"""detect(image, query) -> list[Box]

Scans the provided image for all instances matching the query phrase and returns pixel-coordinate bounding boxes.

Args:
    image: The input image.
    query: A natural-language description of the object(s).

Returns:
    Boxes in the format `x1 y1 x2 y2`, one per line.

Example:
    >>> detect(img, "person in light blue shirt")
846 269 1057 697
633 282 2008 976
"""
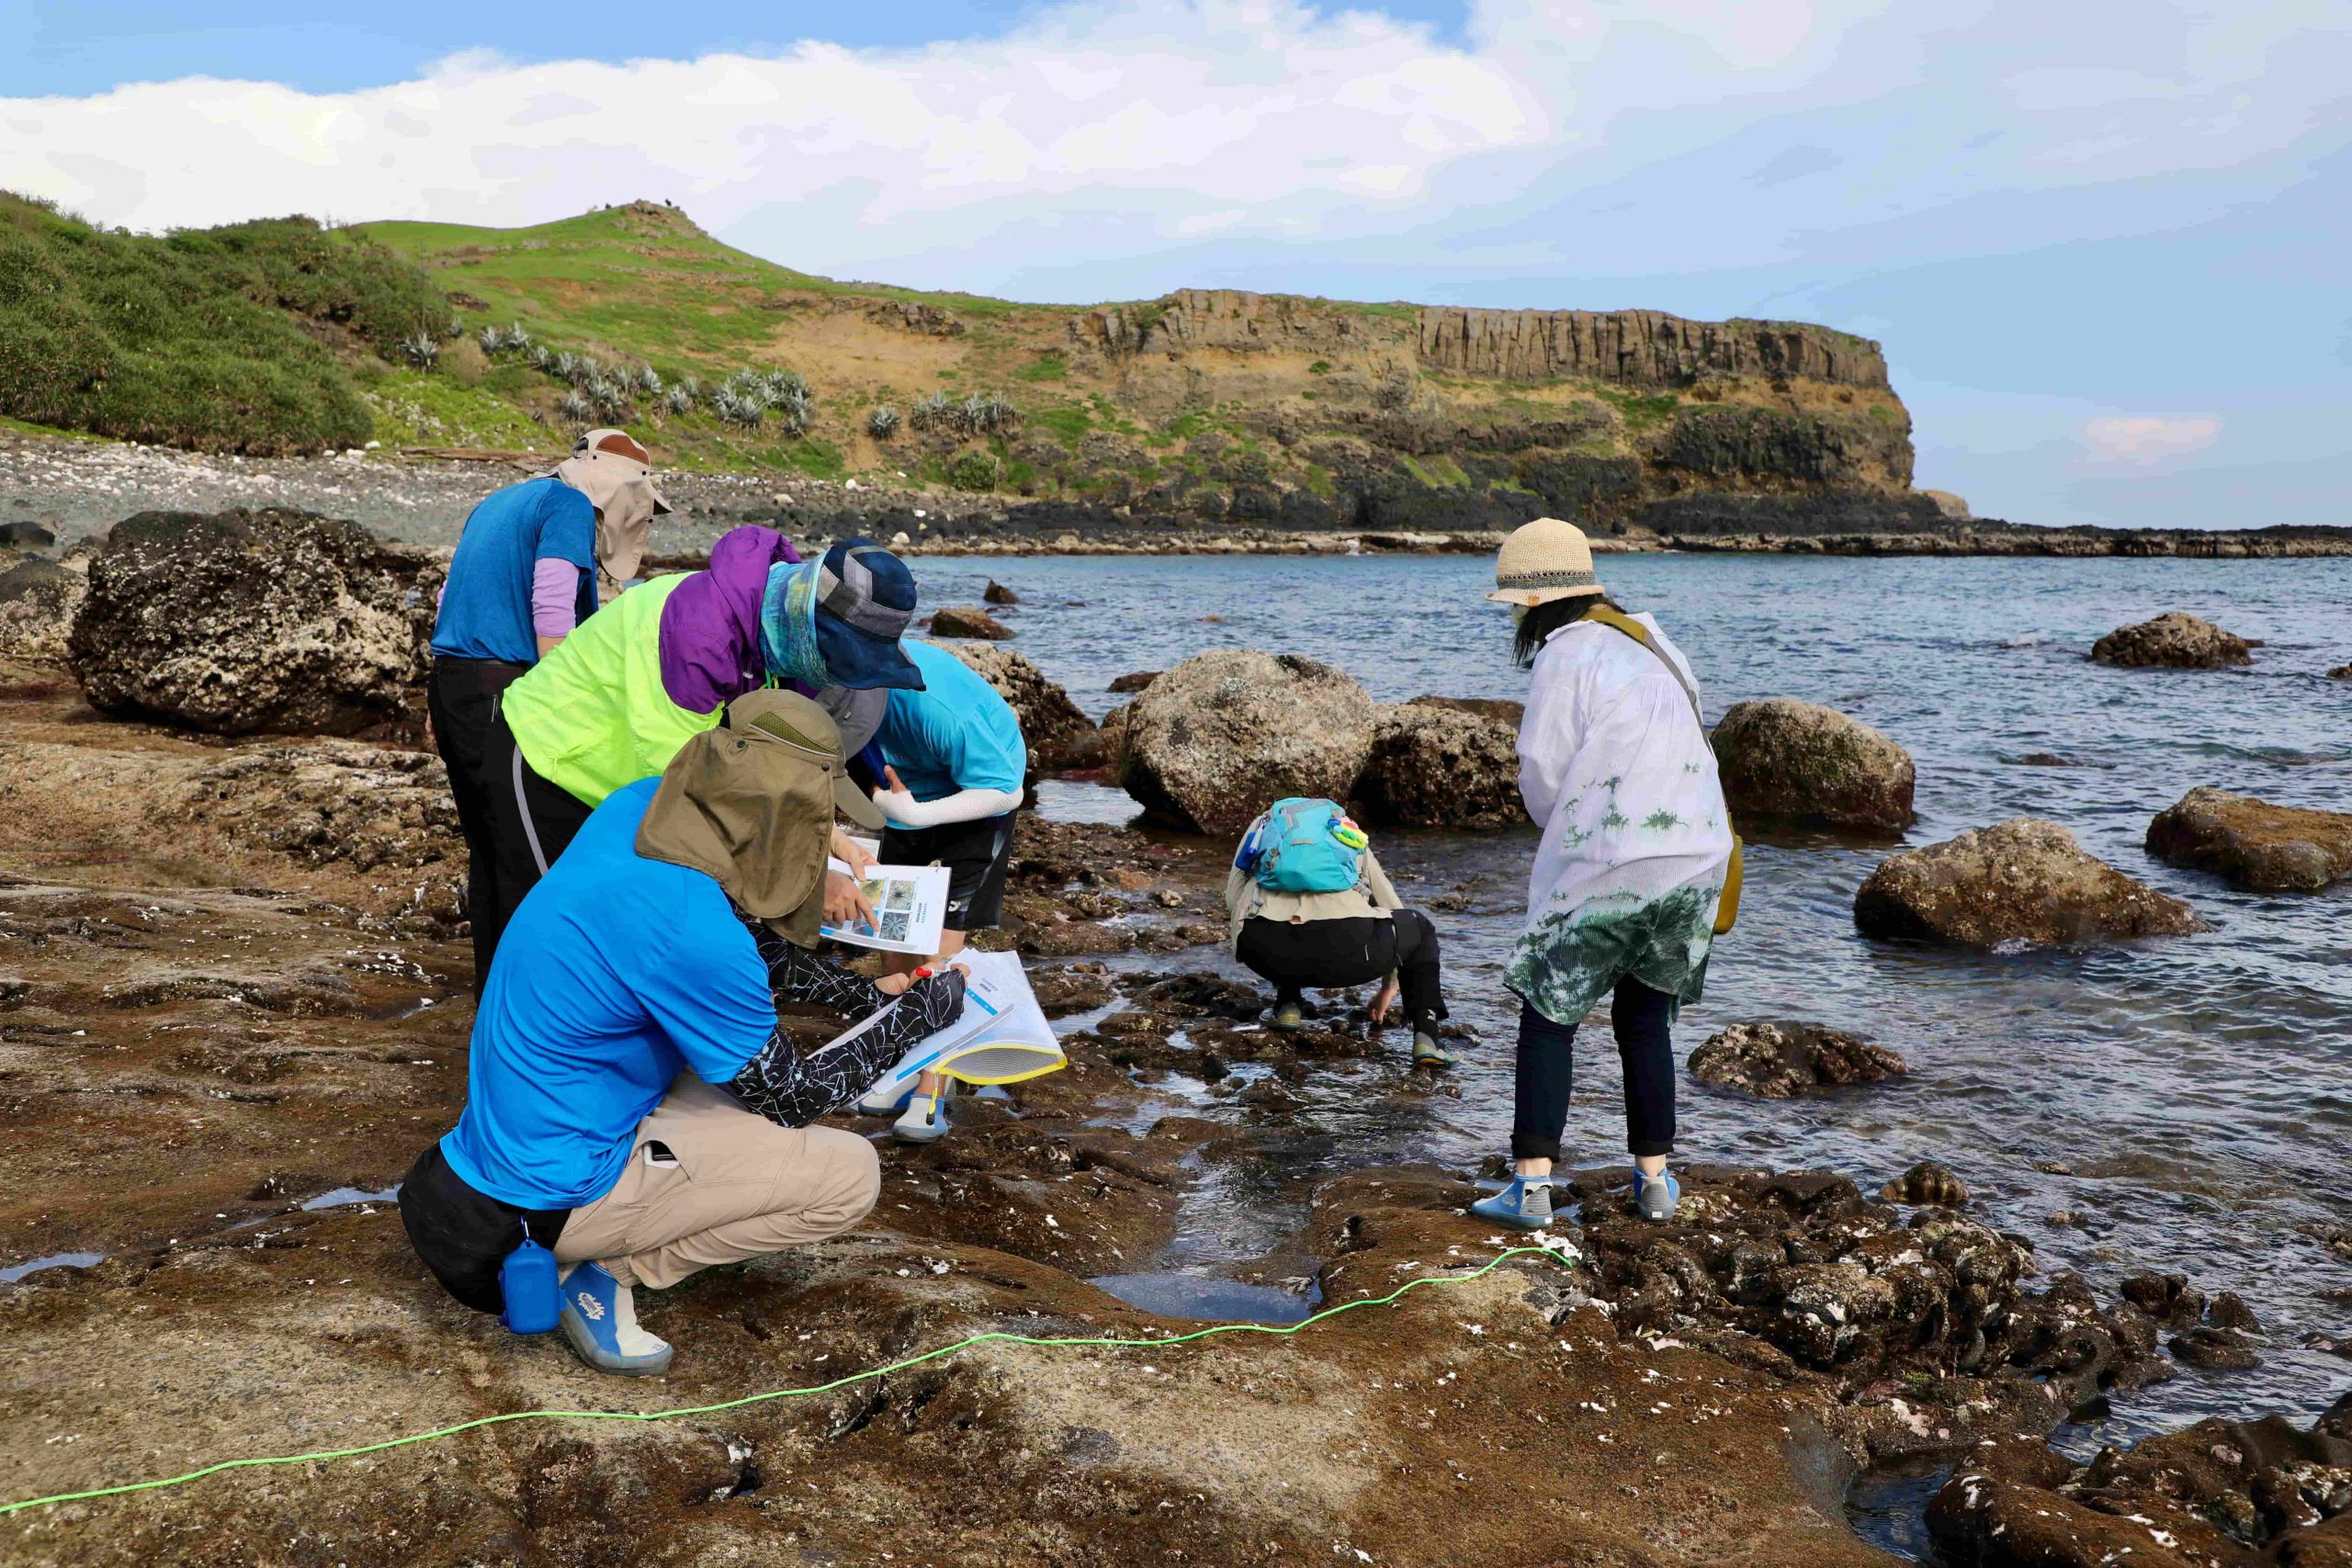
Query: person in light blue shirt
401 693 967 1377
862 637 1027 1142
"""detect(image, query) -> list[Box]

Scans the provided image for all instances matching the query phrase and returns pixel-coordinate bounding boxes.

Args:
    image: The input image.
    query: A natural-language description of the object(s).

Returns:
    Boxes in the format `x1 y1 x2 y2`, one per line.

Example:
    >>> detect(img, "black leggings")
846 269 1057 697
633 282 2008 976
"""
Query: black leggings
427 657 528 993
473 707 594 983
1511 978 1676 1162
1236 909 1447 1031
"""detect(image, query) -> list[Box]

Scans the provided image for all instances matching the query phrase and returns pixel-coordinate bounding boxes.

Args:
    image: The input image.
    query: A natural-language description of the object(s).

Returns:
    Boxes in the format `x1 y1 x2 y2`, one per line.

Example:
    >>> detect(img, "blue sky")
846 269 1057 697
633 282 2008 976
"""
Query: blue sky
4 0 2346 528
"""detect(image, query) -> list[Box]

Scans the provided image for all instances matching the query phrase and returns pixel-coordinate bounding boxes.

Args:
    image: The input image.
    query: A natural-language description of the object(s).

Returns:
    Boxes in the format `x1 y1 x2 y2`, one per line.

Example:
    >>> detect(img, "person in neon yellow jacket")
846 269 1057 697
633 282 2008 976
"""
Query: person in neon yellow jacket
473 528 923 976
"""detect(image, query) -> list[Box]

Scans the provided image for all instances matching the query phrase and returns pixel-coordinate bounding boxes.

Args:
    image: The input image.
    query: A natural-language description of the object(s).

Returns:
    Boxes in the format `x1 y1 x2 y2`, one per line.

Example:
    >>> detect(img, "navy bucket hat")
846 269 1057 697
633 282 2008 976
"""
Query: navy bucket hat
812 538 923 691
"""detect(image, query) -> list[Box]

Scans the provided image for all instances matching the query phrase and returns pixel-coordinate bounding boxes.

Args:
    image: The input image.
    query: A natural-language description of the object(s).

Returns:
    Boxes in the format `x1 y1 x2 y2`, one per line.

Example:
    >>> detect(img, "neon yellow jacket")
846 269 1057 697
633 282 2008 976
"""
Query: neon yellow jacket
500 573 721 807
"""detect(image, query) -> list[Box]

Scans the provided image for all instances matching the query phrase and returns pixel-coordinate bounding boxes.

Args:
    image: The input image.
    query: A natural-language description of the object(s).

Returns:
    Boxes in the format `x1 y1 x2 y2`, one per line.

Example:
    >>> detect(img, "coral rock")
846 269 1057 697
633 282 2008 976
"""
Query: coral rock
1352 703 1522 830
1854 817 2201 948
928 604 1014 640
1690 1021 1906 1099
1119 649 1376 835
1711 697 1916 833
2146 786 2352 893
2092 611 2255 669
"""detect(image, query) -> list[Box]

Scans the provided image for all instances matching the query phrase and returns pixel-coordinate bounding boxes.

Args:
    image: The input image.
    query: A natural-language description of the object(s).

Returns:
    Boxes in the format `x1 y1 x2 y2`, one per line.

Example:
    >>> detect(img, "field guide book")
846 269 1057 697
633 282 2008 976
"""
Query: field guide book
820 852 951 955
852 951 1065 1112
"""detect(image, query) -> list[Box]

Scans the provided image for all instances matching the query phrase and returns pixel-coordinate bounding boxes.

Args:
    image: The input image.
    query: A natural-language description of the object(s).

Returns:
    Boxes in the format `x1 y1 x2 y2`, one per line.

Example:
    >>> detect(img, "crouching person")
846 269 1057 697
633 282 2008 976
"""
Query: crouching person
401 691 967 1376
1224 798 1453 1067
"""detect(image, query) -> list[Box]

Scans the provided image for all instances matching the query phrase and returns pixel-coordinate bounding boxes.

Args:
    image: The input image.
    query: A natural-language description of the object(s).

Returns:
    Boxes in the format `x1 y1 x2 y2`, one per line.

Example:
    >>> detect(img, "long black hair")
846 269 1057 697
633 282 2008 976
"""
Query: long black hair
1512 592 1622 668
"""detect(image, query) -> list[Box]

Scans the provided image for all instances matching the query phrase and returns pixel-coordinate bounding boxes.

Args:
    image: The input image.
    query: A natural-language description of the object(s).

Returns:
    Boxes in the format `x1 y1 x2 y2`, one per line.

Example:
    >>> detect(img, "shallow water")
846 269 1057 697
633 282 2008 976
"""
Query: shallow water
950 551 2351 1443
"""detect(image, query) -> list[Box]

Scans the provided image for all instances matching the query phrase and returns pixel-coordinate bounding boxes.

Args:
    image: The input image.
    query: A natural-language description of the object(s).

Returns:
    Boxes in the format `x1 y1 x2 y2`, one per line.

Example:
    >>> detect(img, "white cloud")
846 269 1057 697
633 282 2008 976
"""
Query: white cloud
2081 414 2223 465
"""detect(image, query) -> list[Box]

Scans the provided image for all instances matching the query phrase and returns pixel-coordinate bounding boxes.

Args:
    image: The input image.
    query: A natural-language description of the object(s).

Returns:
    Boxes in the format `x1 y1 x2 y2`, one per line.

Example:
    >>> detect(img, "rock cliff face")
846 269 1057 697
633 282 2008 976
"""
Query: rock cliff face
1416 309 1890 389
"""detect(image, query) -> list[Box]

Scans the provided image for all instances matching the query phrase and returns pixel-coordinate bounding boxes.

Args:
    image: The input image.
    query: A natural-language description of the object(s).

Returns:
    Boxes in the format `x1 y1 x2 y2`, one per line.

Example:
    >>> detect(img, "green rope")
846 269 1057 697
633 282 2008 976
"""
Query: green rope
3 1243 1574 1519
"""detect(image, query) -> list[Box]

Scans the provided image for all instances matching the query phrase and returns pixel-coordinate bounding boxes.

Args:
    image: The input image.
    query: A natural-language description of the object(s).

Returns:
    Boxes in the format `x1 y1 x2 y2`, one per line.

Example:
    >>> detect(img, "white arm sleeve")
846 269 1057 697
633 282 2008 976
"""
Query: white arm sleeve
877 785 1023 830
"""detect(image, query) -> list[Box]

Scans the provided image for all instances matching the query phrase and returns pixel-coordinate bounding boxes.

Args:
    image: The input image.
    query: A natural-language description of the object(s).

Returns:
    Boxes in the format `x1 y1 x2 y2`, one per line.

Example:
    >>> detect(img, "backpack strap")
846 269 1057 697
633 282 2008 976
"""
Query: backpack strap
1583 605 1703 726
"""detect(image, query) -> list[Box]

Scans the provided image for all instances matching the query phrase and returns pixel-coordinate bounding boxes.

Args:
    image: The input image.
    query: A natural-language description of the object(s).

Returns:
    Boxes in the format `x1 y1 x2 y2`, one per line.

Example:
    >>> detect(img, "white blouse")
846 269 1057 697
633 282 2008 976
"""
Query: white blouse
1516 614 1735 936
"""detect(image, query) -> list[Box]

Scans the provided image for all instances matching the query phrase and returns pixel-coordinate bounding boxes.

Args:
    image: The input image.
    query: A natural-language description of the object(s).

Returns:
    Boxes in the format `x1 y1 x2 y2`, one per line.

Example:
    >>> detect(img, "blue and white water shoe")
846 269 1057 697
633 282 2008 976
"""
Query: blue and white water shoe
1469 1177 1555 1231
558 1261 674 1376
1632 1168 1680 1224
892 1089 952 1145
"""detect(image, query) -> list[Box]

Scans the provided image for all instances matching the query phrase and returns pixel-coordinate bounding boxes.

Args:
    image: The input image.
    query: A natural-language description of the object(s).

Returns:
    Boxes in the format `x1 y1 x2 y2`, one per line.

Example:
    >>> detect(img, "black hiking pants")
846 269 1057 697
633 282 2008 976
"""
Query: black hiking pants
428 656 529 993
473 705 594 985
1511 979 1676 1162
1235 909 1447 1032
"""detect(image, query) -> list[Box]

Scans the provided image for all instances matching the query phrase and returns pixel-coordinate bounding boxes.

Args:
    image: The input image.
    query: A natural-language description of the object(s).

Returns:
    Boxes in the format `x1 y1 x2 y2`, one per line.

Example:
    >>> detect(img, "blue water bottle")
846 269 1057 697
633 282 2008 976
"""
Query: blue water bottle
499 1220 560 1336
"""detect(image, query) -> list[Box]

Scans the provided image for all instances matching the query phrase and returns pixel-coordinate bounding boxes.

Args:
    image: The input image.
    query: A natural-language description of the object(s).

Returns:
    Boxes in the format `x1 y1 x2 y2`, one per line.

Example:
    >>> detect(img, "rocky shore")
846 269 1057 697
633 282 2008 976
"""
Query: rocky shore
3 511 2346 1564
9 429 2352 559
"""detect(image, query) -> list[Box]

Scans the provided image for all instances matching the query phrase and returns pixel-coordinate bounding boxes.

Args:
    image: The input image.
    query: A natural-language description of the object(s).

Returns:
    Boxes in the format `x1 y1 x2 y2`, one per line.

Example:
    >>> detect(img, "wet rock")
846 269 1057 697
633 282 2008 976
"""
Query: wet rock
2207 1291 2261 1332
1119 649 1377 835
0 555 87 662
2332 663 2352 681
2092 610 2256 669
1710 697 1916 832
1689 1021 1906 1098
981 580 1019 604
1019 918 1136 958
1880 1160 1969 1206
1404 694 1525 728
929 604 1014 639
1352 703 1522 829
1028 964 1115 1017
1106 671 1159 694
2013 752 2081 767
2120 1271 2207 1325
1853 817 2202 947
2171 1325 2264 1369
67 509 443 736
2146 786 2352 892
940 641 1094 773
0 521 58 550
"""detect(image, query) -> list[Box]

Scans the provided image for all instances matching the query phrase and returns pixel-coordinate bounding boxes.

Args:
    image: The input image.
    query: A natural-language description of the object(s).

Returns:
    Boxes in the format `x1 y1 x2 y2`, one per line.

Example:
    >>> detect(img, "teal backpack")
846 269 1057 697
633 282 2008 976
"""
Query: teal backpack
1244 798 1368 895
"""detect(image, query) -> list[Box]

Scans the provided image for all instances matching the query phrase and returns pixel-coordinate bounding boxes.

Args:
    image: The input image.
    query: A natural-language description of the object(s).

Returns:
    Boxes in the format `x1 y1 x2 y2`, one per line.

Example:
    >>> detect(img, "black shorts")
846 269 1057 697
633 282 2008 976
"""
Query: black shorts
881 812 1015 932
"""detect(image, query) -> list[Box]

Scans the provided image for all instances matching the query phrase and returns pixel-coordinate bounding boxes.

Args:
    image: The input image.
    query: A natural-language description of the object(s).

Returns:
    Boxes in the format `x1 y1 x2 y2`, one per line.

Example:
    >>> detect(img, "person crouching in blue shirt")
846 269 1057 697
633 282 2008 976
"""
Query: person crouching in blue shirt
400 689 968 1377
429 428 669 991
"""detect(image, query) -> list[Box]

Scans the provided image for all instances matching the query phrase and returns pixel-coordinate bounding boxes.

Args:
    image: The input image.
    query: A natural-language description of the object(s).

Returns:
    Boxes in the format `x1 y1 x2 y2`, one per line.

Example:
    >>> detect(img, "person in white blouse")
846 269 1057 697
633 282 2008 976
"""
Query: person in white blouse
1469 518 1735 1230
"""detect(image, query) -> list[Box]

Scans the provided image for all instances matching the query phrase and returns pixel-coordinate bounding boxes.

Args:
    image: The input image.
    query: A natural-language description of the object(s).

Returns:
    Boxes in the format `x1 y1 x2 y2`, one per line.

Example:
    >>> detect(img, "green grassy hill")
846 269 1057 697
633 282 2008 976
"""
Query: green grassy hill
2 194 1928 535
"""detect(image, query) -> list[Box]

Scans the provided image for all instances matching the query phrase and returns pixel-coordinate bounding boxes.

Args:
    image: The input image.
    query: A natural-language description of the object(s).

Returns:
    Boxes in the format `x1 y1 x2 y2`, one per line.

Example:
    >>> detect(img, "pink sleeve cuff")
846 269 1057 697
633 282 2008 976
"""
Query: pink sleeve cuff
532 558 582 639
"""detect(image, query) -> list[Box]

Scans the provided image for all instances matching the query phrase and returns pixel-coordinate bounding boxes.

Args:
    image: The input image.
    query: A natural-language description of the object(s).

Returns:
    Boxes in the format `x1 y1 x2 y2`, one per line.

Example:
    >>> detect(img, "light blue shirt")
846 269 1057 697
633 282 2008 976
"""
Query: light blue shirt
876 641 1026 802
440 779 775 1209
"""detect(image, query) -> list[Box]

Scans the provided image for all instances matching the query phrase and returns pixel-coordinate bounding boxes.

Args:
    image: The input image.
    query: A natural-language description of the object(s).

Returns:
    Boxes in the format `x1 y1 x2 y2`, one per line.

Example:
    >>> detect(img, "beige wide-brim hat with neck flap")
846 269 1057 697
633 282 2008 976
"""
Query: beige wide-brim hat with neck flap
1487 516 1606 606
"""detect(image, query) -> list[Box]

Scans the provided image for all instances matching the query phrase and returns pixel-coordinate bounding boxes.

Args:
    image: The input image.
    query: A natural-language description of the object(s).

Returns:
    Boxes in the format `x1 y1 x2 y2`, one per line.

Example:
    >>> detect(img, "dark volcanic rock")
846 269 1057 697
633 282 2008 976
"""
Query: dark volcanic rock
940 641 1093 774
1710 697 1916 833
1352 703 1522 830
2147 786 2352 892
1854 817 2202 947
0 521 58 550
1119 649 1376 835
1688 1021 1906 1099
67 509 442 736
929 604 1014 639
1880 1160 1969 1207
981 580 1019 604
2120 1271 2207 1325
0 555 86 662
1106 670 1159 694
2092 610 2255 669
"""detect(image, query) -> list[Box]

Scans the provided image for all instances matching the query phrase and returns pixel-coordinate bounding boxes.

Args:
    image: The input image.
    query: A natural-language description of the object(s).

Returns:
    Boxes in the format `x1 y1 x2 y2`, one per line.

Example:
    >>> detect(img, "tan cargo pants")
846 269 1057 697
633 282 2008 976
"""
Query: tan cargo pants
555 1075 880 1290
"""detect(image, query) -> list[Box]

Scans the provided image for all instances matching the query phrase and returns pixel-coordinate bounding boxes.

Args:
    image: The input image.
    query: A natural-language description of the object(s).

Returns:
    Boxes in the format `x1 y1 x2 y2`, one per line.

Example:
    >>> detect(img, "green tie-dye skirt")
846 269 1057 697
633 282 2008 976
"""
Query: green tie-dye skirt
1504 880 1721 1027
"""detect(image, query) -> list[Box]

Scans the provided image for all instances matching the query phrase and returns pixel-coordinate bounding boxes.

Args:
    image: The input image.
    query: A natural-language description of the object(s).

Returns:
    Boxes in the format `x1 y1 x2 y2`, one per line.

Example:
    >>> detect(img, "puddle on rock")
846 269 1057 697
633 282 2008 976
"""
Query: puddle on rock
1088 1269 1321 1325
1843 1459 1954 1563
1 1251 107 1284
1032 779 1143 826
300 1185 401 1212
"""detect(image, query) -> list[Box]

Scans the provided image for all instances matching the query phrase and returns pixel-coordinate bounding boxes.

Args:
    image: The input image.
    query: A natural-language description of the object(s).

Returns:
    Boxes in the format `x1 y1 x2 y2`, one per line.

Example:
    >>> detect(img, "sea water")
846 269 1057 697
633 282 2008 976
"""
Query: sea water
924 550 2352 1443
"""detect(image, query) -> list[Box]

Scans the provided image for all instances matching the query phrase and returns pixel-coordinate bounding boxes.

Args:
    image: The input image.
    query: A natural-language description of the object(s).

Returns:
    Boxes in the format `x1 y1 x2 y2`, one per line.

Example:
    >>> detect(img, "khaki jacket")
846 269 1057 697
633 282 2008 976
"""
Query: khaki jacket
1222 842 1403 956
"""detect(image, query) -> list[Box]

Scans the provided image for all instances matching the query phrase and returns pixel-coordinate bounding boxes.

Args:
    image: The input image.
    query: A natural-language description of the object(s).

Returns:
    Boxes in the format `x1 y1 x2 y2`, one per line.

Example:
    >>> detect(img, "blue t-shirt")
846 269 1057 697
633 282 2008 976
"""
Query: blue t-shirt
431 476 596 663
440 779 775 1209
876 641 1027 802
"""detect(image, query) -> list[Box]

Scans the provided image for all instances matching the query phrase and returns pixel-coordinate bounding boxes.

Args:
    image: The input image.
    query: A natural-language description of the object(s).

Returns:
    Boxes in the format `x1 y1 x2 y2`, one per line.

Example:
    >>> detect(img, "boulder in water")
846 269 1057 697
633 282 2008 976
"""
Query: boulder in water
940 641 1092 774
1106 670 1159 694
2330 663 2351 681
1352 704 1522 830
0 556 87 663
67 509 442 736
2146 786 2352 892
982 580 1020 605
1880 1161 1969 1207
1119 649 1376 835
1710 697 1915 833
1404 694 1526 728
1689 1021 1906 1099
2091 611 2254 669
1853 817 2201 947
929 604 1014 640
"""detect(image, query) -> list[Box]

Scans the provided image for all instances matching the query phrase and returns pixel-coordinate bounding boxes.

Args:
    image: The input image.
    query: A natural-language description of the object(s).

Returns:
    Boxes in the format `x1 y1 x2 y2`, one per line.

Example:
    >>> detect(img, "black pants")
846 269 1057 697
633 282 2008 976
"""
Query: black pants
1511 979 1676 1162
473 706 594 984
428 657 529 992
1235 909 1447 1031
400 1141 570 1315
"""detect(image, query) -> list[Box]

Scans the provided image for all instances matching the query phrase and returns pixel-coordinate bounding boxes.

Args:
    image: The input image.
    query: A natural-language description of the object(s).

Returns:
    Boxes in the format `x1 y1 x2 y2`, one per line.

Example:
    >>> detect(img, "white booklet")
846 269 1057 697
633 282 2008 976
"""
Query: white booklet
820 856 952 955
852 951 1067 1112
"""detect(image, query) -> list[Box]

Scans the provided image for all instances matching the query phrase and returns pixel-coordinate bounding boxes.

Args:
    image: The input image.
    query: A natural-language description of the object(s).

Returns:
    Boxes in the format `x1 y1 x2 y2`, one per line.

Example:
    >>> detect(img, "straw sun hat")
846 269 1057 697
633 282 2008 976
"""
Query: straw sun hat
1486 516 1606 606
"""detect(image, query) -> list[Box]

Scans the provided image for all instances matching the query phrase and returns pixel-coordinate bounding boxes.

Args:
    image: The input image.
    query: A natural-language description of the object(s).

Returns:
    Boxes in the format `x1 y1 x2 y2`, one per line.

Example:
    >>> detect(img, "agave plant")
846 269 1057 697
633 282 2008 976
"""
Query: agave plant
550 351 582 384
528 343 556 372
712 389 765 429
910 389 956 431
477 325 503 355
633 364 663 397
398 332 440 370
663 384 695 416
586 375 631 417
558 389 593 422
866 405 900 440
504 323 533 354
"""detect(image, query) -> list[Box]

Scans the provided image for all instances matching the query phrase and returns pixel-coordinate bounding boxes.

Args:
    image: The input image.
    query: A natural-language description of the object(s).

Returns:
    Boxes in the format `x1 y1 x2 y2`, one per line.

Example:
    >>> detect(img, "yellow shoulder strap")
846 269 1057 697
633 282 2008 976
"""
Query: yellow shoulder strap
1582 605 1703 724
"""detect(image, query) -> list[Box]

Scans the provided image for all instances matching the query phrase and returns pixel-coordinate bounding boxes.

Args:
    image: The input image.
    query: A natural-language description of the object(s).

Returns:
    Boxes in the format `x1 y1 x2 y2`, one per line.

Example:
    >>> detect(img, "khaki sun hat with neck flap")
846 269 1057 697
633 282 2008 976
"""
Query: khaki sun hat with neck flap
635 689 885 948
1487 516 1606 607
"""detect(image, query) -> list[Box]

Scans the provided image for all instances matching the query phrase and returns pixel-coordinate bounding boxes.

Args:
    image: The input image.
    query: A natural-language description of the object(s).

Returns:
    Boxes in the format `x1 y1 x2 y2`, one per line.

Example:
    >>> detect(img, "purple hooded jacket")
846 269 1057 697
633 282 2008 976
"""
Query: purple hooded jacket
656 525 801 712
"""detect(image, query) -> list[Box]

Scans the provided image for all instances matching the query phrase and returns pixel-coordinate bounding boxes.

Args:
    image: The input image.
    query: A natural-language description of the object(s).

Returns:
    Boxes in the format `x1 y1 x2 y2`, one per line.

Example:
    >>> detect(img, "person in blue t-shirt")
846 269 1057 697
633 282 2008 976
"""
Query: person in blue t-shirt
400 691 968 1377
428 428 669 991
856 636 1026 1142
